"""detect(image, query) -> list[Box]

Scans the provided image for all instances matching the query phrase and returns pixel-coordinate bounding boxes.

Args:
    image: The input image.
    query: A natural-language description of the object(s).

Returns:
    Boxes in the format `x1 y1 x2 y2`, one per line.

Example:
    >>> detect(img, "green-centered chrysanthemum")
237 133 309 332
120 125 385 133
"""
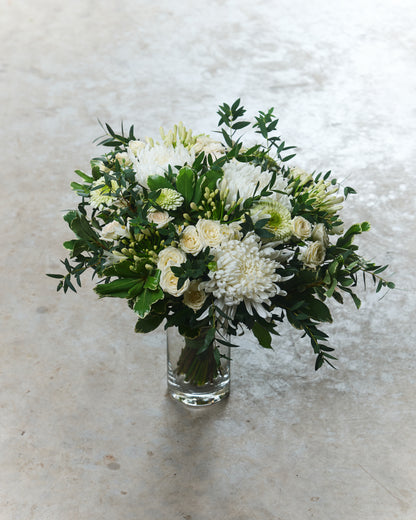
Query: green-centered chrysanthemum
156 188 184 210
252 199 292 242
90 179 119 209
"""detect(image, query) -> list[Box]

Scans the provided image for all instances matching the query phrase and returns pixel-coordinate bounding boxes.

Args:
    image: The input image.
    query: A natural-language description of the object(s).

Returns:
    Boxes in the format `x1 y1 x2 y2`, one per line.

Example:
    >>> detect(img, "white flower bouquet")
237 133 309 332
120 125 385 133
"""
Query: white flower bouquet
49 100 393 387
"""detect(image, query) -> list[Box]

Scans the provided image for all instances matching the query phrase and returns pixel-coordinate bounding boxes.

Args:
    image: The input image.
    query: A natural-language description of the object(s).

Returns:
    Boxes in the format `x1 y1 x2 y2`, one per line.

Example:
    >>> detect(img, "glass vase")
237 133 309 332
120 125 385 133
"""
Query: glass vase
167 326 231 407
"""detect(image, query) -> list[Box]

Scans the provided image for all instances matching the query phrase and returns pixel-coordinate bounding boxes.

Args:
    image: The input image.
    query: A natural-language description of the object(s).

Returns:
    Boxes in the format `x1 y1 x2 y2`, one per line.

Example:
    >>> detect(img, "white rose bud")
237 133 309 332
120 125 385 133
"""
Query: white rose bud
330 223 344 235
100 221 130 240
160 267 189 297
311 223 329 247
196 219 223 248
180 225 203 255
157 246 187 271
292 216 312 240
290 166 313 187
299 241 326 269
147 210 173 229
183 280 206 311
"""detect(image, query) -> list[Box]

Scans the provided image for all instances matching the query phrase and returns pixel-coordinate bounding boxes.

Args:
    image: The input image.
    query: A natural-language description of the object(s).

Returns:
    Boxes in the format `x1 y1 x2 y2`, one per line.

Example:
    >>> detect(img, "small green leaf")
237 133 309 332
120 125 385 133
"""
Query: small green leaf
128 281 145 298
95 278 138 298
144 270 161 290
315 353 324 370
147 175 174 191
133 288 164 318
75 169 94 182
361 221 371 232
252 322 272 349
135 312 164 333
196 327 216 354
176 167 195 202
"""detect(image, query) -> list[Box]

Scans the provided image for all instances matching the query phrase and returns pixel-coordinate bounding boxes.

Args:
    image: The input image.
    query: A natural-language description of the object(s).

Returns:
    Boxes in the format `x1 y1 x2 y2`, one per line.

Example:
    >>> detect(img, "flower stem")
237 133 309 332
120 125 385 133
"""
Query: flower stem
176 333 221 386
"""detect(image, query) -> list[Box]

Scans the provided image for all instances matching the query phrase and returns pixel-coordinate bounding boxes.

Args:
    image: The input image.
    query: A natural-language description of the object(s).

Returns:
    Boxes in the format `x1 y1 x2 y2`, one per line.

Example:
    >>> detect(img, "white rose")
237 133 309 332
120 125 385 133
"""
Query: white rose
196 219 223 248
311 223 329 247
160 267 190 297
220 222 242 242
180 225 203 255
147 210 173 229
128 140 146 156
100 221 130 240
292 216 312 240
299 241 326 269
192 135 225 158
183 280 207 311
115 152 132 167
157 246 187 271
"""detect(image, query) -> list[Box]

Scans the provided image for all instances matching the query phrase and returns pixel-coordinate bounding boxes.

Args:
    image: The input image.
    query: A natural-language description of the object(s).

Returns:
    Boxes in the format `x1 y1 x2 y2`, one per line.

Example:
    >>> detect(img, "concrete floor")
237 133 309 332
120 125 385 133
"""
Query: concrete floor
2 0 416 518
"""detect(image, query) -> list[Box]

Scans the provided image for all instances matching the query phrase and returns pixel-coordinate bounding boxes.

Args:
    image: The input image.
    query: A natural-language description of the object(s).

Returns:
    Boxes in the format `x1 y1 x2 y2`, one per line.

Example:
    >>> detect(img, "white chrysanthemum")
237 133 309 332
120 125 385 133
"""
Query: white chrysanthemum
156 188 184 210
219 160 291 209
128 142 194 188
90 179 119 209
201 233 287 319
251 200 292 242
219 161 272 207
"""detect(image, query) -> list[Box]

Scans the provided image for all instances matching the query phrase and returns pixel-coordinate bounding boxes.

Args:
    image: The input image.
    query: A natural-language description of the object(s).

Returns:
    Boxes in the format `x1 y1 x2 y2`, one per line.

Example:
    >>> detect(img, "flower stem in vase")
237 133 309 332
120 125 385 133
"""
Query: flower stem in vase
176 335 221 386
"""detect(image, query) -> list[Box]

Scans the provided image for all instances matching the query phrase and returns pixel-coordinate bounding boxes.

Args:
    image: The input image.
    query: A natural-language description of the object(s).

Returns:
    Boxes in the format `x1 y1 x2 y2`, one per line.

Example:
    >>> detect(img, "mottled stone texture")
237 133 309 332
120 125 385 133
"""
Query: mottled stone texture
1 1 415 519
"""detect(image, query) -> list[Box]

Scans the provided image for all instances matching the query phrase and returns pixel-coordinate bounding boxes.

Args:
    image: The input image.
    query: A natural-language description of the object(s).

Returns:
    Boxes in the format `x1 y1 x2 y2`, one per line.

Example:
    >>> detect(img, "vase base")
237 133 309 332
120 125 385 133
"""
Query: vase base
168 377 230 407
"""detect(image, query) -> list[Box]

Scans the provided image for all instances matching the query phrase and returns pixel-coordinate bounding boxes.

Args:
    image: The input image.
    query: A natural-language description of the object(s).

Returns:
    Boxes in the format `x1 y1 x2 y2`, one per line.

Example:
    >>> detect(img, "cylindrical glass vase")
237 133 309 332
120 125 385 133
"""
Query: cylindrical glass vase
167 326 231 406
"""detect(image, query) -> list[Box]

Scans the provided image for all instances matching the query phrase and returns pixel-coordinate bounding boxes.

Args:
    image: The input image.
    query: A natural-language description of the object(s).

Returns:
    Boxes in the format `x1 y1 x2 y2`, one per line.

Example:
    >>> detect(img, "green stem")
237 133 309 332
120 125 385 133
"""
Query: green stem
175 331 222 386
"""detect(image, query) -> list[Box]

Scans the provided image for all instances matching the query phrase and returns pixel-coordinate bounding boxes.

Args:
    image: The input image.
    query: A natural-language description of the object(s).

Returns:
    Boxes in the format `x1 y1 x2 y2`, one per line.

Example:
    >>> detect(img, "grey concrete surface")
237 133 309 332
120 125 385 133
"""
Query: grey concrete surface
1 1 416 519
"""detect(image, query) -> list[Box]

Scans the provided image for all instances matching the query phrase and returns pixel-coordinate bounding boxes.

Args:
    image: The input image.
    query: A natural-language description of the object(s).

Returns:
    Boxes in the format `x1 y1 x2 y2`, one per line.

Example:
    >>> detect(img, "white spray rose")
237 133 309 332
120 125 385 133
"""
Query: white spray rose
183 280 207 311
330 223 344 235
311 223 329 247
196 219 223 248
115 152 132 167
292 216 312 240
220 222 242 242
180 225 203 255
128 140 146 156
299 241 326 269
100 221 130 240
192 135 225 158
157 246 187 271
147 210 173 229
160 267 190 297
